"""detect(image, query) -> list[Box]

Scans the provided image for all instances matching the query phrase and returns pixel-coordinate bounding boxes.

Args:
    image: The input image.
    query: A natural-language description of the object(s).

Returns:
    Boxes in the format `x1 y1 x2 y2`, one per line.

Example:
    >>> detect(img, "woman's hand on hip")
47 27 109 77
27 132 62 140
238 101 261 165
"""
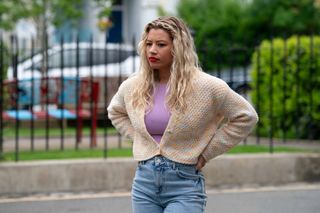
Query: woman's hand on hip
196 155 207 171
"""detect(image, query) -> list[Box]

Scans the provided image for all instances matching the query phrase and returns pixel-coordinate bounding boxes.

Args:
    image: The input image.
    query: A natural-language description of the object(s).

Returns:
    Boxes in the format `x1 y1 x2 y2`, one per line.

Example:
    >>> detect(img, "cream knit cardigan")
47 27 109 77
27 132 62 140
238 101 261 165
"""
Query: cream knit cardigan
107 71 258 164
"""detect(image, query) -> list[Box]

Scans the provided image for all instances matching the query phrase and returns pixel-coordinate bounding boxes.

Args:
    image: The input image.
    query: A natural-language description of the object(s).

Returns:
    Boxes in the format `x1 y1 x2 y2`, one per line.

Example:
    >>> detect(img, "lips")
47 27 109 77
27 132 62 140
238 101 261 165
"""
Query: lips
148 57 158 62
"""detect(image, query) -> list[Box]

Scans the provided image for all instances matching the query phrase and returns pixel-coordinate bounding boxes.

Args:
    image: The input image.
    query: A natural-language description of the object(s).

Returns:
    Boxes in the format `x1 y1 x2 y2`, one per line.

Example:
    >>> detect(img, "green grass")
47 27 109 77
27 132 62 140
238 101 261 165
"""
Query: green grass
1 148 133 161
0 145 314 162
227 145 312 154
2 127 118 138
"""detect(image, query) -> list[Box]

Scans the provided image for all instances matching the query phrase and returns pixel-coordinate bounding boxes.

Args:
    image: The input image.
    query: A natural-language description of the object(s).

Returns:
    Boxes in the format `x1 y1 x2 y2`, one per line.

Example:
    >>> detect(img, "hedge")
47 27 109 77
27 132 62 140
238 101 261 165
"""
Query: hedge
250 35 320 139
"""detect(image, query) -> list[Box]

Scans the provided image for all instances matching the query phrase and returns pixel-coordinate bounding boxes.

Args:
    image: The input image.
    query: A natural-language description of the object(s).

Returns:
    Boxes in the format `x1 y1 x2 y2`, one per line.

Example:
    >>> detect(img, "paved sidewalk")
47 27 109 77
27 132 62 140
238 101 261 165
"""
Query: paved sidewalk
1 183 320 213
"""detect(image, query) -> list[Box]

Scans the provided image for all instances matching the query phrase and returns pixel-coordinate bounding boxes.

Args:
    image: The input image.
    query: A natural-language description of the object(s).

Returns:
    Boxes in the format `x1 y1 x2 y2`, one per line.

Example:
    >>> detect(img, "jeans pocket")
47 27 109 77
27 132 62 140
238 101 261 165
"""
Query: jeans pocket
176 167 201 180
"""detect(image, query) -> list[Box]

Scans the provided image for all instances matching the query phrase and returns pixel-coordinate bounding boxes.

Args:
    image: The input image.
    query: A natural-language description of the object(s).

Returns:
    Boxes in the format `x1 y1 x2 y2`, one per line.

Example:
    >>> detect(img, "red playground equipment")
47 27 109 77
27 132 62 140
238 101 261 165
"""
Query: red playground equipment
2 77 100 147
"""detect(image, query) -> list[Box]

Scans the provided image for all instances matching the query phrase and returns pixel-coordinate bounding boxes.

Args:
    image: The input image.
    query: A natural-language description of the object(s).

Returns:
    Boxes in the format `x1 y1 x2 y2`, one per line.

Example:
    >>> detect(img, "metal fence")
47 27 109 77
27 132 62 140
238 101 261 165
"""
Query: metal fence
0 33 319 161
206 35 320 151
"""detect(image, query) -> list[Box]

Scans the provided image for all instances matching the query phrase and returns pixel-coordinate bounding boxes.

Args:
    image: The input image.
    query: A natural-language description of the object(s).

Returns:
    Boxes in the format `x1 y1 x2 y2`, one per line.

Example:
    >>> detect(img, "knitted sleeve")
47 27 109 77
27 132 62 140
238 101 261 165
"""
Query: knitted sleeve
107 81 134 140
201 84 258 161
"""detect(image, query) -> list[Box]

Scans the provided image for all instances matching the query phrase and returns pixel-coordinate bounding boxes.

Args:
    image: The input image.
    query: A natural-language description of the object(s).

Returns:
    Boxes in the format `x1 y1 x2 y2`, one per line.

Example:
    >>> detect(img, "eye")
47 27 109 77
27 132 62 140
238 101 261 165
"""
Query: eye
158 43 166 47
146 42 152 47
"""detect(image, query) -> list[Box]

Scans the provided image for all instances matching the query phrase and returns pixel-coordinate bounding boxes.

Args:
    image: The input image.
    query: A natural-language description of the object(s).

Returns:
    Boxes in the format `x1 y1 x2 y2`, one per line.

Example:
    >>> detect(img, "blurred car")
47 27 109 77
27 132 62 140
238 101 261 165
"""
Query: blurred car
209 67 252 94
7 42 140 80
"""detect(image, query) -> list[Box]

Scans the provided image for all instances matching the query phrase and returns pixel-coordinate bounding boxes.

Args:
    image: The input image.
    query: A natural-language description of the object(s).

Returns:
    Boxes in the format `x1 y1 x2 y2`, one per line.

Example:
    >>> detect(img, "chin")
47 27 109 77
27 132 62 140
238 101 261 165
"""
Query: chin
149 65 160 70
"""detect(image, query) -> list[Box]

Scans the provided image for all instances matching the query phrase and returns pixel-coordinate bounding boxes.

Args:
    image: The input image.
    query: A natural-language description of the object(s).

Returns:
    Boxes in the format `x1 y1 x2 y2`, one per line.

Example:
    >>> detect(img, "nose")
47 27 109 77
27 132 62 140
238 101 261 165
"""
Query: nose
149 44 157 55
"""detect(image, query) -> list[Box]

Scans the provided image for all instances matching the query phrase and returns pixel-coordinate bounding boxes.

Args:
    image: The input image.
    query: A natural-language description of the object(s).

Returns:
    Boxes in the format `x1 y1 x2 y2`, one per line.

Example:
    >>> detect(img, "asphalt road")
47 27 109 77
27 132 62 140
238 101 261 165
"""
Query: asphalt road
1 184 320 213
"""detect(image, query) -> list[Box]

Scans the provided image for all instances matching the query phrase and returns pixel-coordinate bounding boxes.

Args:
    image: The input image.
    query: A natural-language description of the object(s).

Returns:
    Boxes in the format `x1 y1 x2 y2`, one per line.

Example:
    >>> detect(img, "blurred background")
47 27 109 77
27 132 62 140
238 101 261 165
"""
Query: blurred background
0 0 319 162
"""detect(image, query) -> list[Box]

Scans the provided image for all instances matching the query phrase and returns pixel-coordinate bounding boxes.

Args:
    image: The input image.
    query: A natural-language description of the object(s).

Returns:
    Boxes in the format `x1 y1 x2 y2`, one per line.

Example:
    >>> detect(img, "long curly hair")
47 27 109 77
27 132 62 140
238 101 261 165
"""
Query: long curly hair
131 16 201 112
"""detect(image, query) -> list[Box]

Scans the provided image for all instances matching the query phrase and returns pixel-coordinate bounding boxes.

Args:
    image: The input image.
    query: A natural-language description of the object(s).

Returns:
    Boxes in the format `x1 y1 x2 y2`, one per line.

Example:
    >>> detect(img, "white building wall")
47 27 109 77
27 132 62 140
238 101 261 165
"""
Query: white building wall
79 0 103 42
123 0 142 45
124 0 179 45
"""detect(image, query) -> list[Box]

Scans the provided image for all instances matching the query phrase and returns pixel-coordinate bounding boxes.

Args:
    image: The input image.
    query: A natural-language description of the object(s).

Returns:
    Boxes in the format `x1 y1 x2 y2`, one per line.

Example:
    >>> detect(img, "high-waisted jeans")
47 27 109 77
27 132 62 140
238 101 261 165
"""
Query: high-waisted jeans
132 156 207 213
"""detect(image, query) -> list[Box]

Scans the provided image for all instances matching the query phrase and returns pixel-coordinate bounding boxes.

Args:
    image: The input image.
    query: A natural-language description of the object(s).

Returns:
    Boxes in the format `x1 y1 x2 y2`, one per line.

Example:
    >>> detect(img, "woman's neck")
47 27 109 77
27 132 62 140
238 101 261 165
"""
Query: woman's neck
157 69 170 84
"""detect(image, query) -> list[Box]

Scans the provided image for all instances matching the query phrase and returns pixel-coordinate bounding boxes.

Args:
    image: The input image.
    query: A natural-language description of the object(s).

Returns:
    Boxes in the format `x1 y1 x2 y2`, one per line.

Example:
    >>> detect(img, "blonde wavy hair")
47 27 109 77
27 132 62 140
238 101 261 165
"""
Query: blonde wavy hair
132 16 201 112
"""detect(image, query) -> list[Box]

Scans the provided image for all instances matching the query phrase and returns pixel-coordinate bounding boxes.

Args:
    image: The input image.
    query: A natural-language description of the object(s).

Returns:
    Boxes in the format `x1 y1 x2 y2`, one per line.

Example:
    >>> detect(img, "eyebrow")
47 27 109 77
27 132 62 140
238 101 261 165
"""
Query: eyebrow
146 39 168 43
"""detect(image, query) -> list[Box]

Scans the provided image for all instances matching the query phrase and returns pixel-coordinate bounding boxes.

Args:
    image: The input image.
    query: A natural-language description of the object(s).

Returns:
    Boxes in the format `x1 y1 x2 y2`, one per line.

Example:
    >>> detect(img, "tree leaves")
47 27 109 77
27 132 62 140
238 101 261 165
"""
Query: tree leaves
0 0 113 30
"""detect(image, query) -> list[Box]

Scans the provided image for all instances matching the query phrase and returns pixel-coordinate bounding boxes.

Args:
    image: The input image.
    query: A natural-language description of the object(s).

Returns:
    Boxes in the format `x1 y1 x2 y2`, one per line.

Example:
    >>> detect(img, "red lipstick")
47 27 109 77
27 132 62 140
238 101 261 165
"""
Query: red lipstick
148 57 158 62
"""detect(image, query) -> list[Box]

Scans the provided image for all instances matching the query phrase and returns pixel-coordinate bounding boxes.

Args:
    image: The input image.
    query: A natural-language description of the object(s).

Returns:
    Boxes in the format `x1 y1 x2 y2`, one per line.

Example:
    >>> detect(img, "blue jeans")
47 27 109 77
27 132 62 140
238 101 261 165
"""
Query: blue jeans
132 156 207 213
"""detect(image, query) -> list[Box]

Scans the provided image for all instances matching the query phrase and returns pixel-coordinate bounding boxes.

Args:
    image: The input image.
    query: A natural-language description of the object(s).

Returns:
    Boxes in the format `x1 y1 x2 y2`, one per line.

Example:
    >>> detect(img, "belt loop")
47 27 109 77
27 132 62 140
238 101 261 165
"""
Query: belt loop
172 162 176 170
139 160 146 165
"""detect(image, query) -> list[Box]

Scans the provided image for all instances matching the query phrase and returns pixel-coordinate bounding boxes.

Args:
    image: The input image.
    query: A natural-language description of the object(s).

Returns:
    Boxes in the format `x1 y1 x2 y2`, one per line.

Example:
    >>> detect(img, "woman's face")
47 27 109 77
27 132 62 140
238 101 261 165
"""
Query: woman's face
146 28 173 73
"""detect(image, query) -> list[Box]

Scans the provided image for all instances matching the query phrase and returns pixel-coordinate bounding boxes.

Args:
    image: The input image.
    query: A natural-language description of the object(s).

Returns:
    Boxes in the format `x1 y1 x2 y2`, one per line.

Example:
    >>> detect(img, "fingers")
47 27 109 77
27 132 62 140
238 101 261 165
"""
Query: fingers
196 155 206 171
196 162 202 171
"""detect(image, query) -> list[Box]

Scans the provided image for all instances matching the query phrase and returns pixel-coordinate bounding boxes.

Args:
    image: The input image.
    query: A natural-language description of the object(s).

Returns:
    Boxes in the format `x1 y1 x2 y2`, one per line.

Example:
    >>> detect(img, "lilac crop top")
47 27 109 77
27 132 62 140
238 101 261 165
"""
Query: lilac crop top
144 83 171 143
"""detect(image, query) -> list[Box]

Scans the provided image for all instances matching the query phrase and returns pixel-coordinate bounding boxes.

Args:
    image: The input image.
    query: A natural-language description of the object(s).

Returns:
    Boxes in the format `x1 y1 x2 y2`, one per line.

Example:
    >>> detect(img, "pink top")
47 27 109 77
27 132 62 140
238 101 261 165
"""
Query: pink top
144 83 171 143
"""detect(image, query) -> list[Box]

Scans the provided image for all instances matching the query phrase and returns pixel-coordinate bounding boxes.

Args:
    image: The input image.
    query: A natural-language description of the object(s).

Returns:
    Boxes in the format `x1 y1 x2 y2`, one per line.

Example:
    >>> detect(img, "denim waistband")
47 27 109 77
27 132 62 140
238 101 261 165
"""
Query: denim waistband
138 156 196 169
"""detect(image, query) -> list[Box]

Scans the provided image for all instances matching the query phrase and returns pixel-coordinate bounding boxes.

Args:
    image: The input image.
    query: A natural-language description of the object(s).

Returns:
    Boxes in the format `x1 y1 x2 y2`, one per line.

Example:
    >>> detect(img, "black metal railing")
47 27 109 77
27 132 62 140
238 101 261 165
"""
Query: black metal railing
0 31 3 159
0 33 319 161
0 33 138 161
205 34 320 150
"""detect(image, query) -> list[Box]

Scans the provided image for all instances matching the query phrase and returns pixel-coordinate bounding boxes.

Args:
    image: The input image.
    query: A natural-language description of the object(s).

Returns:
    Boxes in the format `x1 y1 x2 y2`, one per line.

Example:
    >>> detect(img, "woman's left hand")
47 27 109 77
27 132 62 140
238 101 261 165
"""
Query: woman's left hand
196 155 207 171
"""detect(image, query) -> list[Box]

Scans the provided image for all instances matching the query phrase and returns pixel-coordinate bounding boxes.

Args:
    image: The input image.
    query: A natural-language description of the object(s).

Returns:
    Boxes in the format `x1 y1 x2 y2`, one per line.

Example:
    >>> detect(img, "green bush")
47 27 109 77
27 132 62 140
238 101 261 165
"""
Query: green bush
178 0 249 69
178 0 320 69
250 35 320 139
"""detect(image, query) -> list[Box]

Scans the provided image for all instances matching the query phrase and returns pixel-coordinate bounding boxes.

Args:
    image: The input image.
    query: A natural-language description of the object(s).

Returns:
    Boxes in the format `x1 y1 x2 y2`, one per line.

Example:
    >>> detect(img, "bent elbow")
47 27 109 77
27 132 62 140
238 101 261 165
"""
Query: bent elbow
248 108 259 127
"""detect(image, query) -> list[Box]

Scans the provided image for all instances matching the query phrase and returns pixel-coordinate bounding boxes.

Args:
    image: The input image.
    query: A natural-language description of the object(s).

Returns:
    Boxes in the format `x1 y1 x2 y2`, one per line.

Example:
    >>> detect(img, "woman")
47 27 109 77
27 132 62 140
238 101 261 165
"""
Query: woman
108 16 258 213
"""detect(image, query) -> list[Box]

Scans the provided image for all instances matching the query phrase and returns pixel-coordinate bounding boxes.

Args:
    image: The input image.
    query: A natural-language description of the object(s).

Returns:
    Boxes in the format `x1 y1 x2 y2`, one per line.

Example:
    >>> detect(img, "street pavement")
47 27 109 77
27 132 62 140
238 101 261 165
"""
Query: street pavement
1 183 320 213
